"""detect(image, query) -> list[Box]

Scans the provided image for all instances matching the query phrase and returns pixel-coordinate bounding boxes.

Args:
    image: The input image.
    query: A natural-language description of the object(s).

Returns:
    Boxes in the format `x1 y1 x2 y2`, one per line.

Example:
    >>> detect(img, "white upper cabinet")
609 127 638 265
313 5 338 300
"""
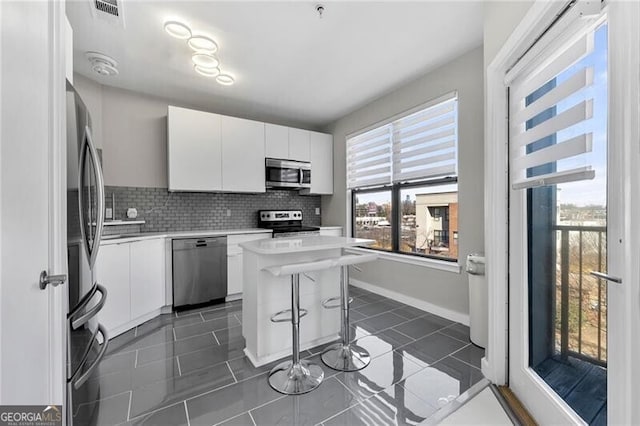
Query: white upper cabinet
308 131 334 195
265 123 289 159
167 106 222 191
221 115 266 193
167 106 333 194
288 128 310 162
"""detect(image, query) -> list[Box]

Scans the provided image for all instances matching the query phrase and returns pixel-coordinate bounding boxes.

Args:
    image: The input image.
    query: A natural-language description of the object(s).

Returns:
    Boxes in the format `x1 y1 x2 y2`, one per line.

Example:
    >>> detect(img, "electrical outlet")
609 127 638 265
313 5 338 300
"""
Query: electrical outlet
315 207 320 215
226 209 231 217
105 208 113 219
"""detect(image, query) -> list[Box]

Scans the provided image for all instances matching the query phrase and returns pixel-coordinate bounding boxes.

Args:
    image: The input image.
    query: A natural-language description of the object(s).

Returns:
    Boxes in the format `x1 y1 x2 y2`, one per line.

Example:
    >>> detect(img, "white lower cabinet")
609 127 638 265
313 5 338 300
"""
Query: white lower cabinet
130 238 166 321
227 233 271 297
97 238 166 337
95 242 131 334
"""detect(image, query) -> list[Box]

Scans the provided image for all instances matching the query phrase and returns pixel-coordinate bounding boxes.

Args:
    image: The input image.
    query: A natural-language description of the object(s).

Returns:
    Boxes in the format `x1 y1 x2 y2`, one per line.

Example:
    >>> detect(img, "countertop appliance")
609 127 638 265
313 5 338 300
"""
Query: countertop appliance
265 158 311 190
258 210 320 238
66 81 109 424
172 237 228 309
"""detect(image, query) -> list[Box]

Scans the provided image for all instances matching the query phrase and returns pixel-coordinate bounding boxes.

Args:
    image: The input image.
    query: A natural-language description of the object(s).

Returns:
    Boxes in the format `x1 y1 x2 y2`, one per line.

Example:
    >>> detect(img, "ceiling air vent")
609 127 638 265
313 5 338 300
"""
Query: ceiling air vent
90 0 125 27
95 0 118 16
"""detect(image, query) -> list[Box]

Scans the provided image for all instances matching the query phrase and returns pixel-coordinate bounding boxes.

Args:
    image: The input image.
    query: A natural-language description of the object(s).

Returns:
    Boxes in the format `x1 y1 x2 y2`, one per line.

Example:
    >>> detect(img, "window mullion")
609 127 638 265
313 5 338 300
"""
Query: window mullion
392 184 400 252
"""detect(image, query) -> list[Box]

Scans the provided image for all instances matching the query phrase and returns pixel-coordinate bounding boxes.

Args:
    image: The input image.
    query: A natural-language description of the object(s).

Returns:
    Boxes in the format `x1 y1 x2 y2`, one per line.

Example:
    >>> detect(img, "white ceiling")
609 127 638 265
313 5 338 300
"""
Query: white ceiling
66 1 483 129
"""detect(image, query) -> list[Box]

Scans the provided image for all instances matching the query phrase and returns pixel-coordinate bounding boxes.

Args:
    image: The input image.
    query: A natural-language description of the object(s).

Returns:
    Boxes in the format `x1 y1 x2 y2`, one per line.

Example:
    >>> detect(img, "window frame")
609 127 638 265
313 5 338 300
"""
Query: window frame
351 176 459 262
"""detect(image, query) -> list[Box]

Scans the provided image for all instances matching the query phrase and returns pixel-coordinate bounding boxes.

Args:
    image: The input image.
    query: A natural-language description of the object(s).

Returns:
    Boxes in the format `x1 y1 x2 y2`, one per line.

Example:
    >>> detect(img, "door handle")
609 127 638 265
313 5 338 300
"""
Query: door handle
39 270 67 290
590 271 622 284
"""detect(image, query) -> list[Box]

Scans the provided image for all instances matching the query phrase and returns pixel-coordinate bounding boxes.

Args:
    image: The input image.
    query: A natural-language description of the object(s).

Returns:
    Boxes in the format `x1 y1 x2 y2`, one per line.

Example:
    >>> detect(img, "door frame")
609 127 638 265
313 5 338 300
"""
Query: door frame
484 0 640 423
47 0 68 408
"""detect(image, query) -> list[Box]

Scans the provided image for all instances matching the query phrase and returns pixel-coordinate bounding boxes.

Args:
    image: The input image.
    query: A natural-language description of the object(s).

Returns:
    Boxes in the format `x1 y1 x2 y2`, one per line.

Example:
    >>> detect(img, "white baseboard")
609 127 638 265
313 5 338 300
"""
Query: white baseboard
481 357 492 381
226 293 242 302
244 333 339 367
350 278 470 325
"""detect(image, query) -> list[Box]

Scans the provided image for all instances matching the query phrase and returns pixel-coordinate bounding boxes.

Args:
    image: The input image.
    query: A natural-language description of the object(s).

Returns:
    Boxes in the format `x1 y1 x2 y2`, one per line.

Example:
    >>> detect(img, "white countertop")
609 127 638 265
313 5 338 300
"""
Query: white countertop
318 226 343 230
239 235 374 254
99 228 272 245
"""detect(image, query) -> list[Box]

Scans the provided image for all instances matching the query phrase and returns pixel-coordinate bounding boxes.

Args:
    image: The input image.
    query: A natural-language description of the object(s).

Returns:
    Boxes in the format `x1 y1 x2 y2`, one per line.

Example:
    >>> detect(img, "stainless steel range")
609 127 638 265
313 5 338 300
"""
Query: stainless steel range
258 210 320 238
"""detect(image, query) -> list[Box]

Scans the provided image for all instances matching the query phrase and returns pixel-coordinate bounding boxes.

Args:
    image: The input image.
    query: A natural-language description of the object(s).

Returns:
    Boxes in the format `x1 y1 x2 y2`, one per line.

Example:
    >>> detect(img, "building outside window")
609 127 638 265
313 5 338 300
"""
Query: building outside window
348 93 459 261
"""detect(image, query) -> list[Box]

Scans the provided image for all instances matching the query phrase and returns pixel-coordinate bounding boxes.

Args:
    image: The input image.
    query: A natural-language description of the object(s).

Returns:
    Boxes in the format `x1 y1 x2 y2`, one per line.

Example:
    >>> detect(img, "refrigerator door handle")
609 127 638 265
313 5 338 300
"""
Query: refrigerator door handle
78 125 105 269
86 126 105 267
68 281 99 320
69 323 109 389
69 284 107 330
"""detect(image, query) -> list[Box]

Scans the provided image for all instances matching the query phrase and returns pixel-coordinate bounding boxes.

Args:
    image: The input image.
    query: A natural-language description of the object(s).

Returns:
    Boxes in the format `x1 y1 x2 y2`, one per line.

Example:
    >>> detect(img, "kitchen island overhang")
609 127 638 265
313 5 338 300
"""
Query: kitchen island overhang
239 236 374 367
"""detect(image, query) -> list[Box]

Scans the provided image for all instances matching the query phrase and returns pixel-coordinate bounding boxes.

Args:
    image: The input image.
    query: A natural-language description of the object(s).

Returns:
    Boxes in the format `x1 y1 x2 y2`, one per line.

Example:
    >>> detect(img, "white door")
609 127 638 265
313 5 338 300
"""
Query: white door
507 3 640 424
0 0 66 409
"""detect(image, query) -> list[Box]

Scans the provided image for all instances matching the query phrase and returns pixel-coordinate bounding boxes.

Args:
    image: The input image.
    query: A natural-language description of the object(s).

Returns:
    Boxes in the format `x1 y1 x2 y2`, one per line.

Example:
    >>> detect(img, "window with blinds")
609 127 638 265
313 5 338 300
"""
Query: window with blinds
508 31 597 190
346 93 458 189
348 93 460 261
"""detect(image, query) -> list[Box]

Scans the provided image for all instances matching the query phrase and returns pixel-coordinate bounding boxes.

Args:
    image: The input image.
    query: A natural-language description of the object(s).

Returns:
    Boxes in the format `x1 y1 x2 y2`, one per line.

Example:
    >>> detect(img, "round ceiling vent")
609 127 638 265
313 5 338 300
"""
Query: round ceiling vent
85 51 119 76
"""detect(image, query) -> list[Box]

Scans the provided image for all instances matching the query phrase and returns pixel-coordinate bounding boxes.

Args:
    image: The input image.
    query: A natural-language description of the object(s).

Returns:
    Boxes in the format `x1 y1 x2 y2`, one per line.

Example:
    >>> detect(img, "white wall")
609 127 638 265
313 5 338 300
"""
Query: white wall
73 75 326 189
322 47 484 318
483 1 534 67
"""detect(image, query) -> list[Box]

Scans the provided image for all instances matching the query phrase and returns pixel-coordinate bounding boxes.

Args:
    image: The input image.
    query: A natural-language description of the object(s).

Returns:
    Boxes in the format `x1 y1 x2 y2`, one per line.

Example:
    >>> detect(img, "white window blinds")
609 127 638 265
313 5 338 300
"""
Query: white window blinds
347 93 458 189
346 124 392 189
509 30 597 190
393 96 457 183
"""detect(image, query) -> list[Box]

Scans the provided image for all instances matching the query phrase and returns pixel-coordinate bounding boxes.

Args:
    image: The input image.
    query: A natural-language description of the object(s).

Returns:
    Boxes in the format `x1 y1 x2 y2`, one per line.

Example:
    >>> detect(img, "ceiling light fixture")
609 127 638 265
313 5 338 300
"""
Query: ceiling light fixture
216 73 235 86
164 21 191 39
163 19 237 85
194 65 221 77
192 53 219 68
188 35 218 53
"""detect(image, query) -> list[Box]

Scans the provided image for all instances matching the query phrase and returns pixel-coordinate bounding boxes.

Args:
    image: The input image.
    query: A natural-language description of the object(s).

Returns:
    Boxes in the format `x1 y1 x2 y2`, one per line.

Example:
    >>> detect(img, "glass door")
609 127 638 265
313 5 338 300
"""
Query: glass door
508 11 611 425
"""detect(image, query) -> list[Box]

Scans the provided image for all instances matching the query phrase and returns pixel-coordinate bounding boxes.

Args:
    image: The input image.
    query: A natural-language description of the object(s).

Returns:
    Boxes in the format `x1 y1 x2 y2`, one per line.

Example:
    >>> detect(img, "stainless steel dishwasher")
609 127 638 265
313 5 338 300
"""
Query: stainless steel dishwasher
172 237 228 309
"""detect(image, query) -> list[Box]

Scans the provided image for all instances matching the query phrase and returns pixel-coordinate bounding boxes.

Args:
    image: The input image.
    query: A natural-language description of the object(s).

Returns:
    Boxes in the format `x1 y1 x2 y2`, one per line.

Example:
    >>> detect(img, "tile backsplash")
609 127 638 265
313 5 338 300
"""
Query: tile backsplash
104 186 321 233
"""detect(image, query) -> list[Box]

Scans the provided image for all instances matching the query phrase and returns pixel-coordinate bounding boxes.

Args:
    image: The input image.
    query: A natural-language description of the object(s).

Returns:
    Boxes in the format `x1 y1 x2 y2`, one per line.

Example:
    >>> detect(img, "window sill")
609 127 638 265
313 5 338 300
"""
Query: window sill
344 247 462 274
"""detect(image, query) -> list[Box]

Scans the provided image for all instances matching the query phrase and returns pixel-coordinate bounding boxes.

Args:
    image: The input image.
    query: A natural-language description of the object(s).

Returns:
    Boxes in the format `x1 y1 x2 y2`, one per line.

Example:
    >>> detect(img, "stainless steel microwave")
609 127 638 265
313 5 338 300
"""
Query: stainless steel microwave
265 158 311 189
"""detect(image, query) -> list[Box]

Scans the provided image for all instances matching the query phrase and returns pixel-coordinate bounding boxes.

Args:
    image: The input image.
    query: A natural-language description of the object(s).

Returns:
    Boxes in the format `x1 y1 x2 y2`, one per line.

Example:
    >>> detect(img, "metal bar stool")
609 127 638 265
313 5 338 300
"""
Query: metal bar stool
321 253 378 371
263 258 333 395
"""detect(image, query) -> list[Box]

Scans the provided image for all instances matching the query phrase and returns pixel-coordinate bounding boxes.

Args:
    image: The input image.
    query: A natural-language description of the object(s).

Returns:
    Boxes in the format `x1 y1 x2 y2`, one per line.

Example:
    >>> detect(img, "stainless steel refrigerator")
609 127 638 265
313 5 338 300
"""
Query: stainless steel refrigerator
66 80 109 424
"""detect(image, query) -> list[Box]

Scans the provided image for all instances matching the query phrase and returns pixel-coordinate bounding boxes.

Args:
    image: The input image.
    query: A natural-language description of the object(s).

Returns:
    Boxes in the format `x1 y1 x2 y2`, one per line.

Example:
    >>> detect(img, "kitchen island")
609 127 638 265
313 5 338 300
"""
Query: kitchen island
239 236 373 366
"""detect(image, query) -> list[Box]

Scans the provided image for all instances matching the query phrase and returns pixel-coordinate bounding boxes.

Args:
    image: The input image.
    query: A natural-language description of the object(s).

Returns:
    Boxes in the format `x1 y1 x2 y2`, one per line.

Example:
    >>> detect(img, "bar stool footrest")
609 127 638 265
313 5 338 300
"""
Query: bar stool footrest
270 308 308 323
321 296 353 310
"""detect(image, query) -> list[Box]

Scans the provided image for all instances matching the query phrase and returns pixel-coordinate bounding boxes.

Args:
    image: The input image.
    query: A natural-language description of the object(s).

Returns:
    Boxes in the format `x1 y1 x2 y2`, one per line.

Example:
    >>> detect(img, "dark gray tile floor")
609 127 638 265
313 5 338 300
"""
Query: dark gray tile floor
72 286 484 425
